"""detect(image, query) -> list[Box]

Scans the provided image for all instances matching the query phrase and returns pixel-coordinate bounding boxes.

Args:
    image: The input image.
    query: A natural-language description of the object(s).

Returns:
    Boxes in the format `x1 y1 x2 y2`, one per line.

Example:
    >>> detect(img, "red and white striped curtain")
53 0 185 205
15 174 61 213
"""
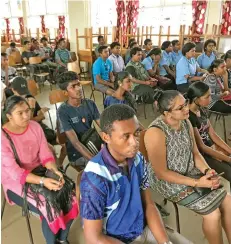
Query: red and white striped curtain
126 0 139 35
221 1 231 35
40 15 46 33
58 16 65 38
5 18 11 41
18 17 24 34
192 0 207 41
116 0 126 43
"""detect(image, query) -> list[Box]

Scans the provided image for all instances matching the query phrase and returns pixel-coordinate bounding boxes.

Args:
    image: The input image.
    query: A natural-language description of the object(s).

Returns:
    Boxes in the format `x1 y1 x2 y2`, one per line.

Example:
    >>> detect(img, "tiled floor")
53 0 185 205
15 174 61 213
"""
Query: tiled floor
1 84 231 244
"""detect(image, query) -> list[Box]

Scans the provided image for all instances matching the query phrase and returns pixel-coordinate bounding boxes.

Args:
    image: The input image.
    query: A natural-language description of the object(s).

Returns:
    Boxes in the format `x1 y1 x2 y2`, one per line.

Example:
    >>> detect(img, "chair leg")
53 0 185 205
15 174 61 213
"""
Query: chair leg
91 86 95 101
222 115 227 143
25 212 34 244
143 103 147 119
172 202 181 234
82 86 86 99
47 110 54 130
1 196 6 220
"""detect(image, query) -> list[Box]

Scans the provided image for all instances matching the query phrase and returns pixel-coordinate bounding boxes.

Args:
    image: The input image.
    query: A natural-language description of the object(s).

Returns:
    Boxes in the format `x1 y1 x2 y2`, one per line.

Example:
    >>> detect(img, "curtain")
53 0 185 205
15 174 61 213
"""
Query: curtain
192 0 207 41
18 17 24 34
58 16 65 38
116 0 126 43
221 1 231 35
126 0 139 35
40 15 46 33
5 18 11 41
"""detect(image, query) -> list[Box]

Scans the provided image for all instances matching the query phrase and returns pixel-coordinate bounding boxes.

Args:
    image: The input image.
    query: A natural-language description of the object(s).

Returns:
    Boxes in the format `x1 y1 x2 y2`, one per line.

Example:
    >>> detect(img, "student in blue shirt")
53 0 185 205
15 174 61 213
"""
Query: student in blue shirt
142 48 175 90
176 42 208 93
80 104 191 244
142 38 153 59
160 41 176 80
104 71 137 111
171 40 183 66
57 71 101 172
93 45 115 95
197 39 217 70
125 41 139 65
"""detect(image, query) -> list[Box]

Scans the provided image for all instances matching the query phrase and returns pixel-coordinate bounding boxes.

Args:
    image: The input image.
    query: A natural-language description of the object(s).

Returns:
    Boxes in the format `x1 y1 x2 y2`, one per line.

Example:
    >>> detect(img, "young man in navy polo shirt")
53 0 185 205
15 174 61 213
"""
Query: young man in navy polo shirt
80 104 192 244
93 45 115 95
57 71 101 171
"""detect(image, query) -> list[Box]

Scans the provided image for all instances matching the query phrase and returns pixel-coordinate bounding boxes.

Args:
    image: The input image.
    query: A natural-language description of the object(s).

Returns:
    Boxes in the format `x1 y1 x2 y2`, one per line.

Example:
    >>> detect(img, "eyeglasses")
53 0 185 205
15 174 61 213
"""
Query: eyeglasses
168 99 189 112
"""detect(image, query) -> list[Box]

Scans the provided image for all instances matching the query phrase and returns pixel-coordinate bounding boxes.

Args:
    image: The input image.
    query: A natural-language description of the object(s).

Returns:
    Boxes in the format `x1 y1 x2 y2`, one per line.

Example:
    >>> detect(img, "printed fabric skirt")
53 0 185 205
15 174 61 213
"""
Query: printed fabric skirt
148 164 227 215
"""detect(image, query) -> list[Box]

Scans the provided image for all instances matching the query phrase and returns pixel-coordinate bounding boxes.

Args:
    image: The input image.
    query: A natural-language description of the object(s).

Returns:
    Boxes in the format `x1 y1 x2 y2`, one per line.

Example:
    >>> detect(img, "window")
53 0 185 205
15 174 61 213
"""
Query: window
138 0 192 36
27 0 67 36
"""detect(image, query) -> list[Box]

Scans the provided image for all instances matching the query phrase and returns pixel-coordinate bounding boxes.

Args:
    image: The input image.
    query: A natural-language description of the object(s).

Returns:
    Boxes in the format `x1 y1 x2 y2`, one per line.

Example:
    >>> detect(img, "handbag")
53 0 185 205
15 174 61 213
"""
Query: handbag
80 100 103 155
2 128 75 222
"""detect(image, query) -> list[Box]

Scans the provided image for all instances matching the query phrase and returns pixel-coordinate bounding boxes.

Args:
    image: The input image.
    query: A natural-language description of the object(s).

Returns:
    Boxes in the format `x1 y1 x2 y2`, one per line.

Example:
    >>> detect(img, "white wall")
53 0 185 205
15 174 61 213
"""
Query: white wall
68 0 91 52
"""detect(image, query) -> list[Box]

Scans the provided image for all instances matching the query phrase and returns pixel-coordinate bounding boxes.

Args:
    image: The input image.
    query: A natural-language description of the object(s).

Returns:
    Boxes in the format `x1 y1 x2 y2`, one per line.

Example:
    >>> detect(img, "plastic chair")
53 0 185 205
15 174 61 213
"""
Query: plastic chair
139 130 181 233
208 110 230 143
1 192 34 244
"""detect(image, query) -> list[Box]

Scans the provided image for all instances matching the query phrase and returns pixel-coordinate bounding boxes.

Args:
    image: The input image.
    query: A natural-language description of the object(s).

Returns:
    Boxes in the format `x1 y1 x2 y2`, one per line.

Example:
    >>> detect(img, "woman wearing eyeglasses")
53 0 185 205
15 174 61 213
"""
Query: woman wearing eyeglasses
144 89 231 244
204 59 231 114
187 81 231 184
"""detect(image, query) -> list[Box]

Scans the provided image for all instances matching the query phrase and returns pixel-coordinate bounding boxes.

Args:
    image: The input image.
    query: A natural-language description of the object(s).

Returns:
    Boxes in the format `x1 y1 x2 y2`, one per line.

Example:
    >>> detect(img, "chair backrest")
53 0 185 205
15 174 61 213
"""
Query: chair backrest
8 55 16 66
27 79 39 96
56 120 67 145
76 170 84 207
29 56 42 64
49 89 68 105
67 61 80 75
11 51 22 64
139 130 148 161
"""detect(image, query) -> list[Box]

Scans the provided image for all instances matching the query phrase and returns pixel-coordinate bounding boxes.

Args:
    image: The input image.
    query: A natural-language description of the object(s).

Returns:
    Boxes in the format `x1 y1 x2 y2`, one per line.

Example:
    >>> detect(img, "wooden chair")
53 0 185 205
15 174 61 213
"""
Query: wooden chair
1 191 34 244
29 57 52 91
48 89 68 129
27 79 39 97
67 61 94 99
139 130 181 233
8 55 16 66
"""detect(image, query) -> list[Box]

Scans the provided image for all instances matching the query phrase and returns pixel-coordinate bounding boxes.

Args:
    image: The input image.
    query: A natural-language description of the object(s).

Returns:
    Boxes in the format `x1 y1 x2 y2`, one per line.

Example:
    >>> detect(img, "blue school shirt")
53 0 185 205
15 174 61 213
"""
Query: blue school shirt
176 56 199 85
80 146 149 243
197 52 216 70
142 56 154 70
104 96 127 108
171 50 183 66
93 57 113 85
159 50 173 76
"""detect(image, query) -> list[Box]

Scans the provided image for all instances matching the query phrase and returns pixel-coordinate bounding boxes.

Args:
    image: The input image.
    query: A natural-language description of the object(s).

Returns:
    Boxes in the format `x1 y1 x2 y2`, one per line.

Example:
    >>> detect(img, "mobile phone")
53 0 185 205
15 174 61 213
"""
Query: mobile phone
208 172 225 180
45 169 61 182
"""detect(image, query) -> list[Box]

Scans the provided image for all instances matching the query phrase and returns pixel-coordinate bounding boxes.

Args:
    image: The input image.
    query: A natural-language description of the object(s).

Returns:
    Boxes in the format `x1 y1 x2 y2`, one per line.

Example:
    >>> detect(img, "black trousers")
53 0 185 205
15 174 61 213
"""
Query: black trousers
210 100 231 114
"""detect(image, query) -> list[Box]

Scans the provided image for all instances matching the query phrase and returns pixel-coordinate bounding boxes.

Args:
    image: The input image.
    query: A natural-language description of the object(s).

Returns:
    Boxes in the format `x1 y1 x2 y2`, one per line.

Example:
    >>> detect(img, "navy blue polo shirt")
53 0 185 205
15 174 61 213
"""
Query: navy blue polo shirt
80 146 149 243
57 99 100 162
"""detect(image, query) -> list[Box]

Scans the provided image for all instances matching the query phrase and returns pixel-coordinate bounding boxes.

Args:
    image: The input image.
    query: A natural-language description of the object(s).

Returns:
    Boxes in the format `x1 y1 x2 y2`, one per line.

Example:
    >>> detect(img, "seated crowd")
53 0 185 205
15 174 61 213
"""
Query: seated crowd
1 36 231 244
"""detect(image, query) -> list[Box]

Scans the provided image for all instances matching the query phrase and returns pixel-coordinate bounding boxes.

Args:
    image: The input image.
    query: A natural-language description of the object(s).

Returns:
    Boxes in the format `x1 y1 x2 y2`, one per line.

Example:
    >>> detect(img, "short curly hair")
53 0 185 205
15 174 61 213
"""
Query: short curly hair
100 104 136 135
57 71 79 90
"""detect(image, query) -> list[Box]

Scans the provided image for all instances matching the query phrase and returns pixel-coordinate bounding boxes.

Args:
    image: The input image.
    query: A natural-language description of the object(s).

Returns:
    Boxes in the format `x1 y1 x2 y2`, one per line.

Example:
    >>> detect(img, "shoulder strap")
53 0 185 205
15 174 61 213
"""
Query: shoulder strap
2 128 22 167
184 120 193 176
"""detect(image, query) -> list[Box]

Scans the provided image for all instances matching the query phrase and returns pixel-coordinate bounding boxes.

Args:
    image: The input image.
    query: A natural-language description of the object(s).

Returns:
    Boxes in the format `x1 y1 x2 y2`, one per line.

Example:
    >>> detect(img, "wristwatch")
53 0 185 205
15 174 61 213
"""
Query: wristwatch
163 242 173 244
40 177 45 187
